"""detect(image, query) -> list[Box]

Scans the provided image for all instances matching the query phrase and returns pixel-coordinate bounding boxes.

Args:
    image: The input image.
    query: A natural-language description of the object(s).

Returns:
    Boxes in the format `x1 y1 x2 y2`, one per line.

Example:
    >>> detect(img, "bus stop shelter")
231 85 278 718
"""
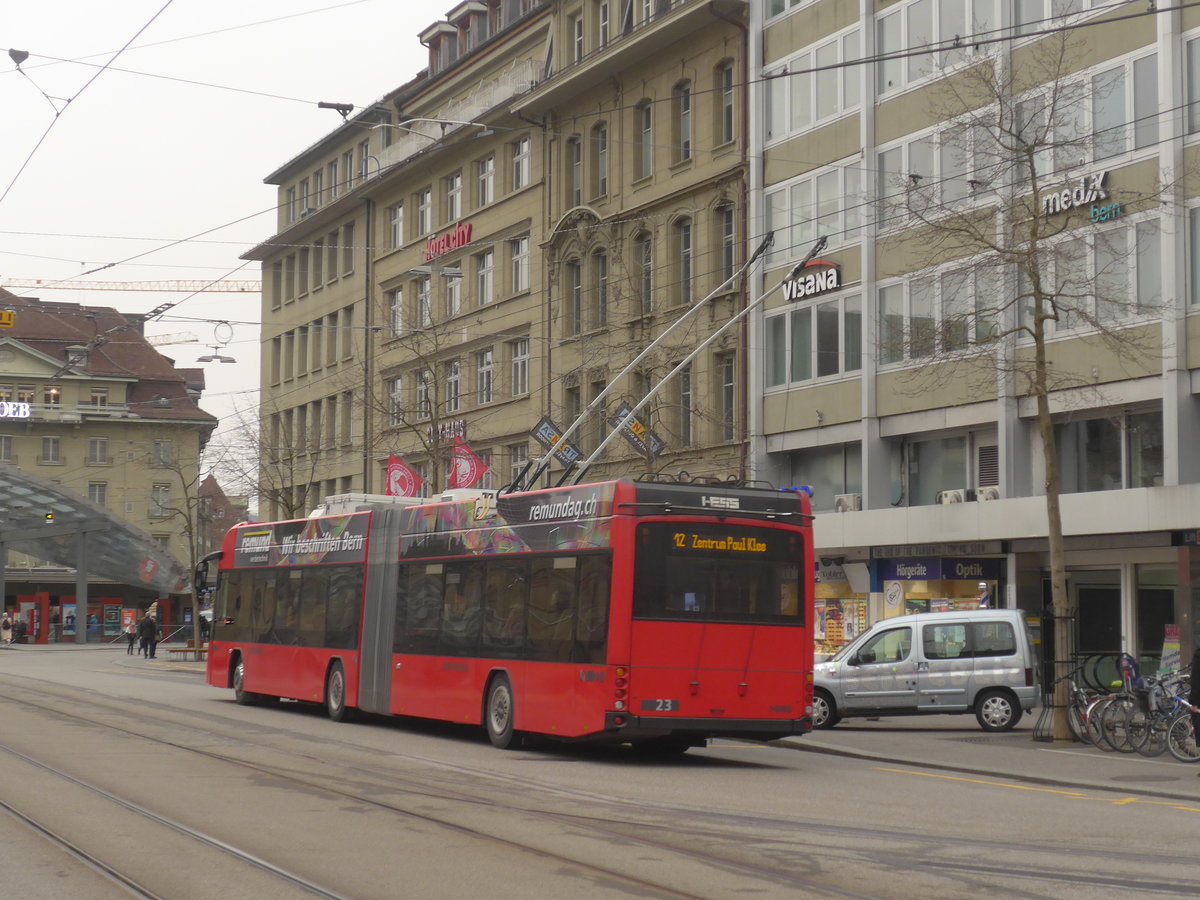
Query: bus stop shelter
0 462 189 644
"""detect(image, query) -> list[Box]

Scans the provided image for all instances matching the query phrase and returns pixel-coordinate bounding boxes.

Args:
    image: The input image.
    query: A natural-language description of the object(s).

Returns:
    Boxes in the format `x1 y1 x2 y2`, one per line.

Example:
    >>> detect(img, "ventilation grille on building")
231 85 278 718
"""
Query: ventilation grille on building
977 445 999 488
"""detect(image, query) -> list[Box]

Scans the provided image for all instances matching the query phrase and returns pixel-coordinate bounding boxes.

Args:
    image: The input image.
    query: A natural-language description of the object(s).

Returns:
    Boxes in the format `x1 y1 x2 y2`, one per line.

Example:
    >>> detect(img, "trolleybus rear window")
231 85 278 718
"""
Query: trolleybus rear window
632 524 804 625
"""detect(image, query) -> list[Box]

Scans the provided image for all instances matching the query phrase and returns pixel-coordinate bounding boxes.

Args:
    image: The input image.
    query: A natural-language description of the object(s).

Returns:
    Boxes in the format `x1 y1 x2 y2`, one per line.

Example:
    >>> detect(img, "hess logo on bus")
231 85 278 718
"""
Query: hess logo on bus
701 496 740 510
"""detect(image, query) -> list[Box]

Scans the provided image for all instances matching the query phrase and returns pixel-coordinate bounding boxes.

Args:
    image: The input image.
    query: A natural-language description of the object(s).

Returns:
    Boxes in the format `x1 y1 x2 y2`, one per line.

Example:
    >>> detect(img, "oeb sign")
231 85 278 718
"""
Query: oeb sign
0 402 31 419
783 259 841 301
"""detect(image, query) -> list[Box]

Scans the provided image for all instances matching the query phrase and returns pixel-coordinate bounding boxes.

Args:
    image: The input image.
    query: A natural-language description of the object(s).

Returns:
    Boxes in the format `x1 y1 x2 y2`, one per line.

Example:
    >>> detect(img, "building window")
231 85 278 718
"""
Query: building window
509 442 529 486
446 172 463 222
88 437 109 464
87 482 107 507
570 13 584 62
328 159 339 199
510 338 530 396
153 440 173 467
388 288 404 336
596 1 610 47
43 385 61 407
717 61 735 145
677 363 693 446
312 169 324 206
566 259 583 335
673 81 692 162
766 293 863 386
342 222 355 275
387 377 403 426
0 435 12 462
90 386 108 407
40 436 61 464
633 234 652 314
792 443 863 512
389 203 404 249
416 277 432 328
512 136 531 190
636 101 653 178
567 136 583 206
313 239 324 285
17 385 34 404
342 150 354 189
767 161 865 260
151 483 171 517
592 250 608 328
877 3 988 95
476 249 495 305
286 186 297 223
674 218 693 305
1057 409 1163 493
416 370 431 420
446 360 461 413
477 349 494 404
446 274 462 317
716 204 736 283
511 236 530 293
717 353 736 442
767 27 860 141
477 154 495 206
592 123 608 197
417 188 432 235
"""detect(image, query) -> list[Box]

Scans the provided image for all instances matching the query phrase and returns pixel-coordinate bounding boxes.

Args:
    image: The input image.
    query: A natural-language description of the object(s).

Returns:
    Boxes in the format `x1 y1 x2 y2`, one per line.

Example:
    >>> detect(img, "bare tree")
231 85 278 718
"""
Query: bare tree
879 33 1171 738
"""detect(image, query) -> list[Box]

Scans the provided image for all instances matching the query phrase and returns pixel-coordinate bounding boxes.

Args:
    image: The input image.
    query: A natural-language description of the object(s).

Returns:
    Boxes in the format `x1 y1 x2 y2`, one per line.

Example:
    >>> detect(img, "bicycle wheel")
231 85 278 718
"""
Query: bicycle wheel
1167 713 1200 763
1100 696 1137 752
1133 711 1169 757
1084 696 1116 750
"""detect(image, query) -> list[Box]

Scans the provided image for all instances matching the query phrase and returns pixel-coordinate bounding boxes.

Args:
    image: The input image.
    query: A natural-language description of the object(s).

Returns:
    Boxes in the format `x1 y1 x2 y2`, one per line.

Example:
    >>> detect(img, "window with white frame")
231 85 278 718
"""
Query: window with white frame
1090 53 1158 162
1015 0 1127 37
313 169 324 206
0 435 12 462
341 150 354 188
88 437 109 464
286 187 297 223
445 360 461 413
766 293 863 386
876 1 997 95
566 259 583 335
592 250 608 328
716 204 736 283
510 338 530 396
1056 408 1163 493
477 348 494 404
674 81 692 162
512 136 531 190
570 13 584 61
446 273 462 317
476 249 495 305
446 172 462 221
674 218 692 305
416 277 432 328
636 233 653 313
717 61 735 145
416 370 431 420
414 461 430 498
636 101 653 178
511 236 530 293
88 482 107 507
568 137 583 206
596 1 609 47
677 363 694 446
151 483 171 517
417 188 432 235
766 162 865 262
592 123 608 197
1017 220 1161 337
389 203 404 249
328 159 339 199
40 436 61 464
357 140 369 181
766 26 860 142
478 154 495 206
388 289 404 336
153 440 173 467
477 449 494 489
717 352 736 441
879 264 1006 366
509 441 529 485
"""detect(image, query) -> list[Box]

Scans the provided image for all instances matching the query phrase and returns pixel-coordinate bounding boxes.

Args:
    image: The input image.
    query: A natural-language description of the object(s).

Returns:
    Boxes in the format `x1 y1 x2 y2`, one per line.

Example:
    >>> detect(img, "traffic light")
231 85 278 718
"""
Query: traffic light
44 512 54 523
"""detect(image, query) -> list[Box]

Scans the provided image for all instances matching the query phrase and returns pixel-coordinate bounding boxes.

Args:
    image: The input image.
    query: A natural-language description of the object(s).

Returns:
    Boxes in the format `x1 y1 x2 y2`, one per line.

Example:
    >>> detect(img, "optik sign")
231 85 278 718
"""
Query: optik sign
783 259 841 301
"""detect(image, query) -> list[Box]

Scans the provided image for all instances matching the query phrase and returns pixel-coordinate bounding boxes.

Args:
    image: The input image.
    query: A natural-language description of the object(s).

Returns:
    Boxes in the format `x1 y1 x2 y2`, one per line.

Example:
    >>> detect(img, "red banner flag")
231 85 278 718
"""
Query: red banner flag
386 453 423 497
448 436 488 489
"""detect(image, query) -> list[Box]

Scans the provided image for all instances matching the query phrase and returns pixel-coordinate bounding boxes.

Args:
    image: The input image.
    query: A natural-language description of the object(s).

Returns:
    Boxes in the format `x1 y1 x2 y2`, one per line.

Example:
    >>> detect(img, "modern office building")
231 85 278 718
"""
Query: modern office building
750 1 1200 661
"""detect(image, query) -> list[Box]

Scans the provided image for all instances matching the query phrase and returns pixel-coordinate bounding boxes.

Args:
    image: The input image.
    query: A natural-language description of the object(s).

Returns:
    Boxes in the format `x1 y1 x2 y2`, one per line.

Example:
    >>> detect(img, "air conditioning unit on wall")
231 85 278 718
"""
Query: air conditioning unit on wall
977 486 1001 501
833 492 862 512
938 488 968 504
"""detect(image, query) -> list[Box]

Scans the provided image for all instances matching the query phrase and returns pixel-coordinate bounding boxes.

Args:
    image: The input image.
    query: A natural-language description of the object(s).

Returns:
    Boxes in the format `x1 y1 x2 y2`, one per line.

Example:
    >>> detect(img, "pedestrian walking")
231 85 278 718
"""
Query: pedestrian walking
124 621 137 655
138 612 160 659
0 612 11 645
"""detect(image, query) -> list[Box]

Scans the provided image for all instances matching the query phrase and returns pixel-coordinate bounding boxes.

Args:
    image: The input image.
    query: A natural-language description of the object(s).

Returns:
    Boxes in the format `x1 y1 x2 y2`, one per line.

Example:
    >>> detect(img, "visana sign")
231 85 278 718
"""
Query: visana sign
1041 170 1109 217
782 259 840 301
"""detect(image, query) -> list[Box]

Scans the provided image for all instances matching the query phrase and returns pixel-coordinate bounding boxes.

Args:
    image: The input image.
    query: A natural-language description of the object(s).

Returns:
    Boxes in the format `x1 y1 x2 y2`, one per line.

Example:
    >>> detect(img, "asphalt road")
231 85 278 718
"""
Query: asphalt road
0 646 1196 898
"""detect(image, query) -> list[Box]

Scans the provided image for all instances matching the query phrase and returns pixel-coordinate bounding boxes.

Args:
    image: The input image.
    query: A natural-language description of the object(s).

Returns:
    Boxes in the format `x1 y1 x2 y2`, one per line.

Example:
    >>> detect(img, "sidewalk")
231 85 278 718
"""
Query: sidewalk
778 714 1200 803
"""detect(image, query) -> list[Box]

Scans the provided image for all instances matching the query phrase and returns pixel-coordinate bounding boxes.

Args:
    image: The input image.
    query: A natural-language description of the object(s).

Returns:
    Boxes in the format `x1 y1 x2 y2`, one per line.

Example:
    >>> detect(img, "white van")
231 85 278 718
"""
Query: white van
813 609 1039 732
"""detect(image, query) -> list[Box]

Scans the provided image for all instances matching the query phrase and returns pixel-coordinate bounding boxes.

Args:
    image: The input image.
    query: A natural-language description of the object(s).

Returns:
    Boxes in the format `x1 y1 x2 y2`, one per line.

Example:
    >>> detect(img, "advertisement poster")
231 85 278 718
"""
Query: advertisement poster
62 603 76 637
104 606 121 636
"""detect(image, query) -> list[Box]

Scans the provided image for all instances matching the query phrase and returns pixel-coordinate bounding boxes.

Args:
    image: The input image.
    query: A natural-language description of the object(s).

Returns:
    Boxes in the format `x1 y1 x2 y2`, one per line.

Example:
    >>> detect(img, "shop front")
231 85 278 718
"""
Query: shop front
814 560 870 659
874 557 1005 619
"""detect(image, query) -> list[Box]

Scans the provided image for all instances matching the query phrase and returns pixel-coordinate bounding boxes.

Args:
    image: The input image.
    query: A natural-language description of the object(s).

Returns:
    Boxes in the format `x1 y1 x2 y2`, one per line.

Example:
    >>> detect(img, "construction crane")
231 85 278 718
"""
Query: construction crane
1 279 261 293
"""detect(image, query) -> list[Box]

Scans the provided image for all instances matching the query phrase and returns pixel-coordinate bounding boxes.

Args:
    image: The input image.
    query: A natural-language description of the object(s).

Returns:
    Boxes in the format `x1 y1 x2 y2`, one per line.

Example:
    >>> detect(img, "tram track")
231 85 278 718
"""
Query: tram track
1 669 1196 899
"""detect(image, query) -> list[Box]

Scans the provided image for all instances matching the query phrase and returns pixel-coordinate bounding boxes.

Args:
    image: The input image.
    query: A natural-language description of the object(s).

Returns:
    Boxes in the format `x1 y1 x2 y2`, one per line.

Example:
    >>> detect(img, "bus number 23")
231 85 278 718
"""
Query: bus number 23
641 699 680 711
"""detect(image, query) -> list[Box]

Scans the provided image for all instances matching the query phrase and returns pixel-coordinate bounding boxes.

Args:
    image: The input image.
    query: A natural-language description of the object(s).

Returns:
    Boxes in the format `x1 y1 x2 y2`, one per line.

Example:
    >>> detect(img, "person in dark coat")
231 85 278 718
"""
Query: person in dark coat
138 613 160 659
1190 648 1200 742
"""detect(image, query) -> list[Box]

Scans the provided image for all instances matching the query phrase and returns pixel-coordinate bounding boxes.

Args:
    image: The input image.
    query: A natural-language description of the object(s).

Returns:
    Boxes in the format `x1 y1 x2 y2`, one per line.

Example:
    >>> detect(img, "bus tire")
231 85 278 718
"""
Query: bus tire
326 661 351 722
485 674 518 749
233 657 258 705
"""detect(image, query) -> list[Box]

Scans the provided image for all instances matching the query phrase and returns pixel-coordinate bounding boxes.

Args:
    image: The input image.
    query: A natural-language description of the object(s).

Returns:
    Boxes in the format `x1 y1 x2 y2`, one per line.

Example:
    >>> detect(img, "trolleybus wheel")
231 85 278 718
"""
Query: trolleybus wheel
326 661 350 722
485 675 518 749
233 658 257 706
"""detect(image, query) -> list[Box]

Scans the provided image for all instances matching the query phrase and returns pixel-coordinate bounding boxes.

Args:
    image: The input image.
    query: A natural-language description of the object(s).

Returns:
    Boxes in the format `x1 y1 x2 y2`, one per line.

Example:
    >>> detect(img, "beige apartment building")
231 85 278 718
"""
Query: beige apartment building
751 1 1200 663
249 0 752 516
0 291 217 639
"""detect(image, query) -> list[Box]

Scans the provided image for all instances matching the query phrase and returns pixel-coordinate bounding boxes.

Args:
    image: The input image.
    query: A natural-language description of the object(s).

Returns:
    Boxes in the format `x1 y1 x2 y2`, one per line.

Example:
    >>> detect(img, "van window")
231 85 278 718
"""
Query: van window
971 620 1016 657
923 623 968 659
855 627 911 664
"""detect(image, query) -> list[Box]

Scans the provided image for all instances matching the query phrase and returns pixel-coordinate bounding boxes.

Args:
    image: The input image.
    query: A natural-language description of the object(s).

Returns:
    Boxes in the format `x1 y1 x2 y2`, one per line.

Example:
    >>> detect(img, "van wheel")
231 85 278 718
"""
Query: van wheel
812 688 840 729
976 689 1021 732
485 675 518 749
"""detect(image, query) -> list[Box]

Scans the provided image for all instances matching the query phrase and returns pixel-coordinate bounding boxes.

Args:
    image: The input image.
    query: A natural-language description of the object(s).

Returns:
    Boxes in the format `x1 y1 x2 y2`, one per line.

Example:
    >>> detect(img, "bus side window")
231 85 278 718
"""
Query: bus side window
298 568 328 647
326 567 362 650
528 557 576 663
481 560 528 656
398 567 442 654
439 564 482 655
575 555 610 664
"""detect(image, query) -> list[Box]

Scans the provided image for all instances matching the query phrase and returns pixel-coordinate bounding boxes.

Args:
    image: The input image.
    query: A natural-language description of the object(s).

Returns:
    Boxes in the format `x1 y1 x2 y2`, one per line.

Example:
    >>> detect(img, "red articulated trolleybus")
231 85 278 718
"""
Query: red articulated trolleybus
202 475 814 753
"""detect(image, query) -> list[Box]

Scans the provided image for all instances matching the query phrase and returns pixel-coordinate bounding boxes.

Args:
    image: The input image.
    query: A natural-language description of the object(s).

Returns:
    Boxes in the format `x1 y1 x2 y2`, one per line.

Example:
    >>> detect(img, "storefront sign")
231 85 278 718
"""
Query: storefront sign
423 221 473 261
1041 170 1109 217
873 542 1002 558
0 402 31 419
782 259 840 301
876 557 1003 582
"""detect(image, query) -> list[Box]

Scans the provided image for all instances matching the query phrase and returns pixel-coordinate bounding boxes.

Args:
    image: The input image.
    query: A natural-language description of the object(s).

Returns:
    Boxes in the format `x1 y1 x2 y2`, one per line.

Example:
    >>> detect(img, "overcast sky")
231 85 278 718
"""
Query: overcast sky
1 1 432 432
